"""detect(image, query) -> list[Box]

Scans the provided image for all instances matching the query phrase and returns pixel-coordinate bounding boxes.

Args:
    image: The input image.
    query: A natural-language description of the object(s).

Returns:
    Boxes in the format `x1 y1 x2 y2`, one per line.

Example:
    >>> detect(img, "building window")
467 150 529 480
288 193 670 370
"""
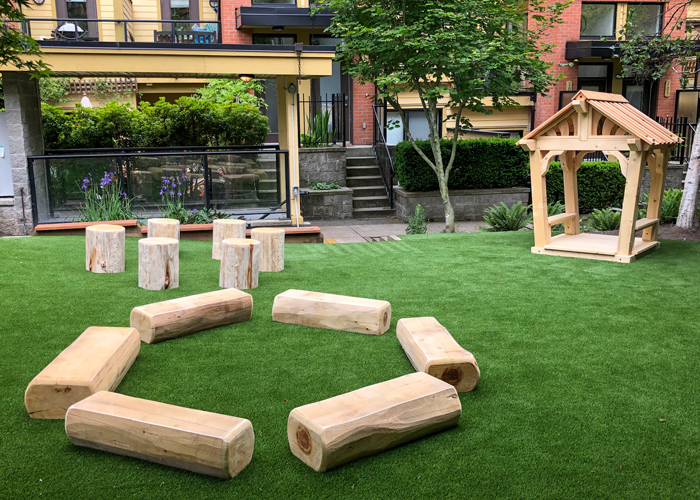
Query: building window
170 0 190 22
578 64 612 93
627 4 662 36
253 34 296 45
66 0 88 20
580 3 616 38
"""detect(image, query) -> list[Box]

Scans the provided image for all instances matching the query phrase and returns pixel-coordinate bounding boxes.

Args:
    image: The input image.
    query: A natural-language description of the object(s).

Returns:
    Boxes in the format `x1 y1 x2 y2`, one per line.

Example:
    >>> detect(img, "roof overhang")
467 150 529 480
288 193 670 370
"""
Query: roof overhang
3 43 335 78
237 6 334 29
565 40 621 60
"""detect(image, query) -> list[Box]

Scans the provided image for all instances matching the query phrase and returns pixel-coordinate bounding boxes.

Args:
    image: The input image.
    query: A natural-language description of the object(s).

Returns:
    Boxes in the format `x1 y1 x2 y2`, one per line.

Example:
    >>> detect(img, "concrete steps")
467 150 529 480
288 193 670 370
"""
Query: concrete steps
343 149 394 218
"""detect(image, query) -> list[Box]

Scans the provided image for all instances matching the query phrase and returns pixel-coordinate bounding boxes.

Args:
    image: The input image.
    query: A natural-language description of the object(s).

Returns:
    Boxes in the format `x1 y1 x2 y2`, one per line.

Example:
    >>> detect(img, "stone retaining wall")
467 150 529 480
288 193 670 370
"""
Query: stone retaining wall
394 186 530 222
299 147 347 188
300 187 354 220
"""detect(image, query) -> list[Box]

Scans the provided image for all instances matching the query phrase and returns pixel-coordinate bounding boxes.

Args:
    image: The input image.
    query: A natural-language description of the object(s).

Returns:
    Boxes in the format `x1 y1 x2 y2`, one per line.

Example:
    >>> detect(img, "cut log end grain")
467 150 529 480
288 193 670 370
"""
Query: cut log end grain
287 372 461 472
397 317 480 392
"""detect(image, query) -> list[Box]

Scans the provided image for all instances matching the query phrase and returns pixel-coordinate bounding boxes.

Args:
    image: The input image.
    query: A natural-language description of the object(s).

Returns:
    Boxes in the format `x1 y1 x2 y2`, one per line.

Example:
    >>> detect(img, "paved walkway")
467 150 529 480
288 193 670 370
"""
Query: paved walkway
309 218 483 243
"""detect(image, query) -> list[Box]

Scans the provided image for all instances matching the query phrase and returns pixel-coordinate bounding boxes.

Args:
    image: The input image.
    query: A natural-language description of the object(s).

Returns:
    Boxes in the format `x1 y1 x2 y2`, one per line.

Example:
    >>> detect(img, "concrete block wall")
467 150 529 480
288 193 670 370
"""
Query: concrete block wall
0 73 44 237
300 187 353 219
298 147 347 188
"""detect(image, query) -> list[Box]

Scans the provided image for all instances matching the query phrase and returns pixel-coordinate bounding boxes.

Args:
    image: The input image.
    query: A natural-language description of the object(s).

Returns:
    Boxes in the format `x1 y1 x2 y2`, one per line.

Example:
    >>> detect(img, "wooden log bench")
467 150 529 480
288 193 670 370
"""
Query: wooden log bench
138 237 179 291
131 289 253 344
34 219 140 237
397 317 480 392
212 219 246 260
24 327 140 419
250 228 284 272
65 391 254 479
287 372 461 472
147 218 180 240
86 224 125 274
139 224 323 243
272 289 391 335
220 238 260 290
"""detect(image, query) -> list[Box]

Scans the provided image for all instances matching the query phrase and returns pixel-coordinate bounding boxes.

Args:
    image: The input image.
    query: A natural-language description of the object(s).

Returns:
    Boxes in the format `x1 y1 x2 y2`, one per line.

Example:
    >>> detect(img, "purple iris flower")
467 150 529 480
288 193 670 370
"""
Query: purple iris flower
169 190 174 196
177 191 182 197
159 189 164 196
191 209 197 214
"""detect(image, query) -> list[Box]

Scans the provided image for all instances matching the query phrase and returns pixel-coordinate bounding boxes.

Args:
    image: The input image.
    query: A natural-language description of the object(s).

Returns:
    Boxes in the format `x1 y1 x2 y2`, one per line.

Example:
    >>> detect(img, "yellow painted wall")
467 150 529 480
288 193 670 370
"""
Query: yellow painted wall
688 0 700 20
23 0 56 40
98 0 116 41
132 0 160 41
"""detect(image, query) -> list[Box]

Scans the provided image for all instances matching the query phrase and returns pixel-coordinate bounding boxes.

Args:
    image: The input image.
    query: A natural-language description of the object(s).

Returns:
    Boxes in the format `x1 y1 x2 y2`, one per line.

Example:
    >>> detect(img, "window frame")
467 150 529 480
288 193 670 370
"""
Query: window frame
580 2 618 39
626 2 664 38
252 33 298 45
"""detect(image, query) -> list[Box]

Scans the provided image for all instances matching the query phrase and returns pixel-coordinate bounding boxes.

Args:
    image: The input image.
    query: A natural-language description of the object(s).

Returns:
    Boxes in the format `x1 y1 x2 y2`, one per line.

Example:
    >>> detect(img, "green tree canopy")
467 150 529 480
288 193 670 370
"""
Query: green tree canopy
318 0 567 231
0 0 49 75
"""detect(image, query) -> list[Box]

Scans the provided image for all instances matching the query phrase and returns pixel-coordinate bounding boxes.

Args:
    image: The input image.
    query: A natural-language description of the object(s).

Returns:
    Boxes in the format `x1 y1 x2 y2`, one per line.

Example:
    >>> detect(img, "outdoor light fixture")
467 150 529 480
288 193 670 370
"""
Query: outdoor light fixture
272 26 284 32
285 83 297 94
239 75 254 82
209 0 218 10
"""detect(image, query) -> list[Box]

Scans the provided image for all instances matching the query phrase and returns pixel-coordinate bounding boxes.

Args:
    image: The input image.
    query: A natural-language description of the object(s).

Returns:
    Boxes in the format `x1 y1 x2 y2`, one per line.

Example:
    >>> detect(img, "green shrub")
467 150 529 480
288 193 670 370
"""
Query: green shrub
42 97 269 150
406 204 429 234
638 188 683 224
585 208 621 231
482 201 532 232
394 138 528 192
547 161 626 213
308 181 341 190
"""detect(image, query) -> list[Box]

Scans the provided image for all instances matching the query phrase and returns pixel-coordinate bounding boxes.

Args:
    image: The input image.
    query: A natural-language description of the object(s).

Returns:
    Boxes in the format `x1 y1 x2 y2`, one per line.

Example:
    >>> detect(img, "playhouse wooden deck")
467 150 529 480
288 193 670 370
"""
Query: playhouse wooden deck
533 233 660 263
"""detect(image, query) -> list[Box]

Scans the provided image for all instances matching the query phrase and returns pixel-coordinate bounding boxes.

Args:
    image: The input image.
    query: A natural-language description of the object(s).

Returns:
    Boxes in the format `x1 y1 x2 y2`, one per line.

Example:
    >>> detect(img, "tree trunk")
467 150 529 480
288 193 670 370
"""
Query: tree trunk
677 120 700 229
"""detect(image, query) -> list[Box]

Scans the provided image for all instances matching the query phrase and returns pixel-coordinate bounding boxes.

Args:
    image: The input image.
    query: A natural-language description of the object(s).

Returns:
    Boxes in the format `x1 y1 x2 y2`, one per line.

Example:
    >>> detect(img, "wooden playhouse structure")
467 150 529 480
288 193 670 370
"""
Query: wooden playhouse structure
517 90 683 263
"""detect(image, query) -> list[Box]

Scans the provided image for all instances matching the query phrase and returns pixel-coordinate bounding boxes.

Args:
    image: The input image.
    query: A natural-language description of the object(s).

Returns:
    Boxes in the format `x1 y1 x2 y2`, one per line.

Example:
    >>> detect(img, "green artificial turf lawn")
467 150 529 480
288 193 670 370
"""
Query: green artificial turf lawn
1 232 700 499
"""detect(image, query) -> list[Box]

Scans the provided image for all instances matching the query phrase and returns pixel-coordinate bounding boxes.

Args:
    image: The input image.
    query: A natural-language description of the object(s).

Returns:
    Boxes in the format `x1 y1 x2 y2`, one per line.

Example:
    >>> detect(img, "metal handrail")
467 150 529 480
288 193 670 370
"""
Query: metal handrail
18 17 222 44
44 144 280 155
371 104 395 208
26 149 291 224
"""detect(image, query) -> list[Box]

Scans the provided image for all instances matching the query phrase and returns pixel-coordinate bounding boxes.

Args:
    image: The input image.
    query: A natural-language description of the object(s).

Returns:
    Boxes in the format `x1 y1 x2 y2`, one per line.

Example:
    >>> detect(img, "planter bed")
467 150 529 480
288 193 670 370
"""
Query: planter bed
33 219 141 237
300 187 354 220
394 186 530 222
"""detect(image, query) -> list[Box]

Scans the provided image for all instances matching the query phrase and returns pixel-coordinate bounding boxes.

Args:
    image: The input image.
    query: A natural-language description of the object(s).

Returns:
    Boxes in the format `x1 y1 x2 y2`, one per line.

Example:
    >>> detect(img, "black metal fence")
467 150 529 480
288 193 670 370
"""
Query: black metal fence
27 146 290 224
20 18 221 44
297 94 347 148
656 116 695 163
372 104 395 208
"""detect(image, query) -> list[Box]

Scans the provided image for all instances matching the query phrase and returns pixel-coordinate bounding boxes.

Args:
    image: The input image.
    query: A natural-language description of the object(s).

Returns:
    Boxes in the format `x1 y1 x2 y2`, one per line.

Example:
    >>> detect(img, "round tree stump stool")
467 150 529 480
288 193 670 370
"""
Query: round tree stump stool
138 237 179 291
86 225 125 274
250 228 284 272
212 219 246 260
219 238 260 290
147 218 180 240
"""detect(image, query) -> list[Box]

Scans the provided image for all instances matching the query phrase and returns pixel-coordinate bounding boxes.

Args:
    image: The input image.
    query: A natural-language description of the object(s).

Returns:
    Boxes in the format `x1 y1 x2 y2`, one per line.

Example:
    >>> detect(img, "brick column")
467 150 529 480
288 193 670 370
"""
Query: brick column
352 81 374 145
0 72 45 236
655 0 688 120
220 0 252 44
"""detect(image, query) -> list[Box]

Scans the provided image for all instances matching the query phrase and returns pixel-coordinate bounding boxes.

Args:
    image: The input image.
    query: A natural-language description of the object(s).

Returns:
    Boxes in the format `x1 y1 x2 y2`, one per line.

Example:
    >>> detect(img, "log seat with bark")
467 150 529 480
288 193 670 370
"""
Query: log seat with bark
138 237 179 291
85 224 125 274
397 317 480 392
272 289 391 335
147 218 180 240
219 238 260 290
250 228 284 272
65 391 254 479
287 372 461 472
212 219 246 260
131 289 253 344
24 327 140 419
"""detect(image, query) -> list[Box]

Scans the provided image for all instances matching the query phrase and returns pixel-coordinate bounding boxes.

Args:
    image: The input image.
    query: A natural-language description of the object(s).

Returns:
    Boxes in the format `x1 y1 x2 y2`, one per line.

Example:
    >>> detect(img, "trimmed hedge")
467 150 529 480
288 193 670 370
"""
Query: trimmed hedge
394 138 529 192
547 161 626 213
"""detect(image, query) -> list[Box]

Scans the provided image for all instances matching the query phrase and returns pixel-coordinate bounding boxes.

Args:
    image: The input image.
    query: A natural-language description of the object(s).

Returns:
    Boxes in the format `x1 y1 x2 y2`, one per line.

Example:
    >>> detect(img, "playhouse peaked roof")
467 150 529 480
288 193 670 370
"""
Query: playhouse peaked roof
523 90 682 146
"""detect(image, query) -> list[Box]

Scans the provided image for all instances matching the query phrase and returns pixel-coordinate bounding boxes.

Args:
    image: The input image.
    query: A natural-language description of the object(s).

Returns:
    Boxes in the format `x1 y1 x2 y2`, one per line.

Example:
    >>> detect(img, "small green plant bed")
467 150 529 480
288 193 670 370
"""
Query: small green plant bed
481 201 532 232
584 208 621 232
308 181 342 190
78 171 137 222
405 204 429 234
2 234 700 499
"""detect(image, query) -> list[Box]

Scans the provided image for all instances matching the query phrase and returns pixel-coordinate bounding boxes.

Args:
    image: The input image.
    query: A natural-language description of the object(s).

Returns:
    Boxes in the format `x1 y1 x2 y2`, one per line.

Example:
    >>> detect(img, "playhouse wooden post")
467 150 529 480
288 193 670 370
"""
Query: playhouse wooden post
529 149 550 248
643 149 668 242
561 152 581 235
616 149 647 257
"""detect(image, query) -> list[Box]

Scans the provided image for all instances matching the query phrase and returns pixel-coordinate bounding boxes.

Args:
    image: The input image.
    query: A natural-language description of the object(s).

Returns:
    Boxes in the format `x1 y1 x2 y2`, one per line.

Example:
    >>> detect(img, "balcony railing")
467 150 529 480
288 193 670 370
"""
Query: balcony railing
297 93 347 148
20 18 221 45
27 146 290 224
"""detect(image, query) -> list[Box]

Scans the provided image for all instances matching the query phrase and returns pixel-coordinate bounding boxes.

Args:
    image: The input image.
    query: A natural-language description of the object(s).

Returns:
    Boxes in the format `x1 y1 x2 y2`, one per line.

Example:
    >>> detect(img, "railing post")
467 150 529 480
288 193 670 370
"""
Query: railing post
297 93 302 148
171 21 176 43
123 20 128 42
117 156 125 198
275 150 281 204
283 151 291 219
204 153 211 210
27 158 39 225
